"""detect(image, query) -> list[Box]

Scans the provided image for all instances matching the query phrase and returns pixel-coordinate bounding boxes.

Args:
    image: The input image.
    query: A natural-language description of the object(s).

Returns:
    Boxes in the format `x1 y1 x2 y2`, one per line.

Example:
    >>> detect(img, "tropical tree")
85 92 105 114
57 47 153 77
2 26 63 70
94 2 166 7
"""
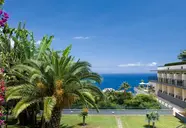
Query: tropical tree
146 111 159 128
0 23 54 126
119 82 130 93
79 108 88 126
6 46 104 128
0 23 52 72
104 90 117 101
178 50 186 61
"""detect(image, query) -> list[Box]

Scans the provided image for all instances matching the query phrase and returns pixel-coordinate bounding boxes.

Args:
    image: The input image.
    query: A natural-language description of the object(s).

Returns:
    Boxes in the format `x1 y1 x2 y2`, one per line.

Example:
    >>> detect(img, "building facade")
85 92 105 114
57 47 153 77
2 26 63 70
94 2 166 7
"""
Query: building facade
149 64 186 108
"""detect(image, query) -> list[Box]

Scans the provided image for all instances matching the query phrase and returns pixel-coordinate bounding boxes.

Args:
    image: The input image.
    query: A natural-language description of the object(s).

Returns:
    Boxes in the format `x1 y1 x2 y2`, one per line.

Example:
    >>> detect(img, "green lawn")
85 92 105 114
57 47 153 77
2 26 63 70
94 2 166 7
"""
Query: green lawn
7 115 183 128
61 115 117 128
121 115 183 128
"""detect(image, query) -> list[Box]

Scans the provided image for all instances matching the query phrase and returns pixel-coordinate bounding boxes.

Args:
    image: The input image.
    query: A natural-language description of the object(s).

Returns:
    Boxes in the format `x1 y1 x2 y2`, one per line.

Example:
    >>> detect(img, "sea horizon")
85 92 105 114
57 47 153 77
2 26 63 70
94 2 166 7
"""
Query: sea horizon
98 73 156 93
99 72 156 74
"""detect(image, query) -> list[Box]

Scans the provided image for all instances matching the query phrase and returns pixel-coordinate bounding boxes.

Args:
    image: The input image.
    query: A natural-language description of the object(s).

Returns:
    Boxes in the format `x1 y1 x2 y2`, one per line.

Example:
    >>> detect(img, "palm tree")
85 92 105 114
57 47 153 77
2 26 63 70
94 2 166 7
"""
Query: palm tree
79 108 88 126
0 23 54 126
146 111 159 128
105 90 117 101
6 46 104 128
178 50 186 61
119 82 130 94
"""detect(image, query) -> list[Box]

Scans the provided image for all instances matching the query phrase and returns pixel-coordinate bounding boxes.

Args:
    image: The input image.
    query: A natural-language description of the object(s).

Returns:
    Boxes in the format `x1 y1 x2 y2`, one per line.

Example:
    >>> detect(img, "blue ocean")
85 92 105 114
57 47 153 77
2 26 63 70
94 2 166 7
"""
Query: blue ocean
98 73 156 93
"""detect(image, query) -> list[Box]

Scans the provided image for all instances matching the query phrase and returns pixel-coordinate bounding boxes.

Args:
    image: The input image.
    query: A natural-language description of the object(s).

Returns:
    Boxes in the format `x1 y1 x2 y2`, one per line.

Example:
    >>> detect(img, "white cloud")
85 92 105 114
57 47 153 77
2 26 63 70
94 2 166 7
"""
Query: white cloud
118 62 157 67
36 40 41 44
118 62 142 67
73 36 90 40
146 62 157 66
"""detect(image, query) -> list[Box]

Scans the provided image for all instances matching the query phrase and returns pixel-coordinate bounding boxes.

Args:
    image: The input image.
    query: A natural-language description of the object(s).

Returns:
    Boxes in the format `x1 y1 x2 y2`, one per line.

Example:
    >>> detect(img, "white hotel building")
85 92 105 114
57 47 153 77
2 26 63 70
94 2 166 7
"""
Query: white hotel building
150 63 186 108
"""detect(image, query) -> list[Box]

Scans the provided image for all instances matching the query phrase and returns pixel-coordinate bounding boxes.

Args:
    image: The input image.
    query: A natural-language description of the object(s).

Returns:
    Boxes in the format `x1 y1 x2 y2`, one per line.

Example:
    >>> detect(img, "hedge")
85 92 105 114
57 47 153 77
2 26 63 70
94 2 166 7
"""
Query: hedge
164 61 186 66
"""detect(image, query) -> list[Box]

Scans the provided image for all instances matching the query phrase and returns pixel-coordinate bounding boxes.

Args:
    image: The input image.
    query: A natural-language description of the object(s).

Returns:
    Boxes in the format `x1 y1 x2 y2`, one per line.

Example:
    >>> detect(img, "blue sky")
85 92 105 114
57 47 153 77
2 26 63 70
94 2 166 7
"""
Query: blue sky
4 0 186 73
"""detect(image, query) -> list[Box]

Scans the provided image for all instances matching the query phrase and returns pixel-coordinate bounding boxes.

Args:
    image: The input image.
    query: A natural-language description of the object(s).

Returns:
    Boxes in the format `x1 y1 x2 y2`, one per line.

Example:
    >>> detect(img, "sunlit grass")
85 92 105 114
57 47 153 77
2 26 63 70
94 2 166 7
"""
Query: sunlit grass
61 115 117 128
121 115 182 128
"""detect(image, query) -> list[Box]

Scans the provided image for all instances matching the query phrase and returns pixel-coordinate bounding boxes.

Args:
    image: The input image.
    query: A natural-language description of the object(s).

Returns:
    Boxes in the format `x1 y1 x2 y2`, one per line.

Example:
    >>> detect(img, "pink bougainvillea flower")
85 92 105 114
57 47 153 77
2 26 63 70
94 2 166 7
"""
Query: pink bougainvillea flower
3 12 9 18
2 18 7 23
0 10 2 15
0 68 4 73
0 96 4 102
0 120 4 125
0 112 3 117
0 20 3 25
0 86 5 92
0 20 4 27
0 24 4 27
0 81 4 87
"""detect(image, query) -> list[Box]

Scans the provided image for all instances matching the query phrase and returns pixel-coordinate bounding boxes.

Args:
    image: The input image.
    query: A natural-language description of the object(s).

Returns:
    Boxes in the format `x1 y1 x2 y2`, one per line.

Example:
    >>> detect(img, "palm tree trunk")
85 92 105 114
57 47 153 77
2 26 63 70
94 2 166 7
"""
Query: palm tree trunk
45 107 61 128
83 116 86 126
152 122 155 128
40 114 45 128
148 120 150 128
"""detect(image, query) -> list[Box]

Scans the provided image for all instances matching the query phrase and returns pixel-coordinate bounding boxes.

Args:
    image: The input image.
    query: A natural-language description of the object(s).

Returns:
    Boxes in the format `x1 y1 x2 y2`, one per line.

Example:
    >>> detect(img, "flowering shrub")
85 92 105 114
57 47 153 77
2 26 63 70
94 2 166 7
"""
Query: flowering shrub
0 10 8 27
0 68 5 127
0 0 9 27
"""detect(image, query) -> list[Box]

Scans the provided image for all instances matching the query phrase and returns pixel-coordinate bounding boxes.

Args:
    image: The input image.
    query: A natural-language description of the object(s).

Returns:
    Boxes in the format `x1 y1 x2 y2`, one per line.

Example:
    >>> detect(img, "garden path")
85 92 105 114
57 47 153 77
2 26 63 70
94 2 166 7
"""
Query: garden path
115 116 123 128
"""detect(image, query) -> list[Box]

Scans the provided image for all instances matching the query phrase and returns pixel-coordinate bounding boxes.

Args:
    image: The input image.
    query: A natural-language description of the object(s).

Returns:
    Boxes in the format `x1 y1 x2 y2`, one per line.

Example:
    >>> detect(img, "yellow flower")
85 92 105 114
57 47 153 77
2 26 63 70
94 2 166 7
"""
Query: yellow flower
83 108 88 113
56 88 64 96
55 80 63 89
37 82 45 89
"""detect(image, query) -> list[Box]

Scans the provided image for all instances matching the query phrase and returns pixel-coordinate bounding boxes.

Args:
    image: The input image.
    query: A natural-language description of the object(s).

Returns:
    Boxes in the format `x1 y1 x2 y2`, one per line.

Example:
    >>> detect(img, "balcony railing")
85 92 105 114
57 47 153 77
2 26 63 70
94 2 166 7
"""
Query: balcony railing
158 91 186 108
177 80 184 86
149 77 186 89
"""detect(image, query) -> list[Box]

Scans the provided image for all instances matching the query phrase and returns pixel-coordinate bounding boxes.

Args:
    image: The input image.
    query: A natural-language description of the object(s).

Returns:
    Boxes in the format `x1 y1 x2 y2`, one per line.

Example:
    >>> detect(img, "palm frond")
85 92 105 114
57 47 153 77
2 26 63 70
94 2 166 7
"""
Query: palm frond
43 96 57 121
78 72 102 84
82 92 99 112
12 98 41 118
6 85 23 101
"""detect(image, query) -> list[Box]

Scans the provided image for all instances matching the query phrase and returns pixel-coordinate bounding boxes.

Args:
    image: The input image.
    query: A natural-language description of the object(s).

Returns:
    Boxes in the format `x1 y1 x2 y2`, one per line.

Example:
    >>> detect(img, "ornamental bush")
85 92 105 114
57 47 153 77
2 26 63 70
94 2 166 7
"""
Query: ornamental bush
0 68 5 127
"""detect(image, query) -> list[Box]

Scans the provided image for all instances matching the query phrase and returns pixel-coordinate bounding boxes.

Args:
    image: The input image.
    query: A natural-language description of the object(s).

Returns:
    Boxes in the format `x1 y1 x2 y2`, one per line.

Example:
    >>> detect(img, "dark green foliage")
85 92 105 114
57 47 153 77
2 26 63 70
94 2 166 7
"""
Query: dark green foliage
125 94 160 109
97 101 119 109
0 0 4 5
146 111 159 128
93 91 160 109
178 50 186 61
164 61 186 66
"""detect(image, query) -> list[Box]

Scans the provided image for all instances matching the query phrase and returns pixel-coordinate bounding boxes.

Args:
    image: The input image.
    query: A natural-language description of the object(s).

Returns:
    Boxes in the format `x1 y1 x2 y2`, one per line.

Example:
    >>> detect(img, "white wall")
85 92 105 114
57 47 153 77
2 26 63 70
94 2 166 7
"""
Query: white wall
167 73 173 79
158 64 186 71
177 74 182 80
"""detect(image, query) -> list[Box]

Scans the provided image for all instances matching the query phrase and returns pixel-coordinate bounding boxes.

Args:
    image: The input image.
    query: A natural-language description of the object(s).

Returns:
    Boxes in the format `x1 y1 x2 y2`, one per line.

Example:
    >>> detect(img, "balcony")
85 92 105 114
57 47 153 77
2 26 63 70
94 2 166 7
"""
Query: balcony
149 77 186 89
177 80 184 87
158 91 186 108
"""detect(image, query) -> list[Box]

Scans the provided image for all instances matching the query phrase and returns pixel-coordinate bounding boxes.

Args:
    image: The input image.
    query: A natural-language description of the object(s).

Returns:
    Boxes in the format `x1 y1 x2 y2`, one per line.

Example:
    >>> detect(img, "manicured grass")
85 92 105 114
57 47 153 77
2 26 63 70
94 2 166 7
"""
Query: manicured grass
121 115 182 128
7 115 183 128
61 115 117 128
